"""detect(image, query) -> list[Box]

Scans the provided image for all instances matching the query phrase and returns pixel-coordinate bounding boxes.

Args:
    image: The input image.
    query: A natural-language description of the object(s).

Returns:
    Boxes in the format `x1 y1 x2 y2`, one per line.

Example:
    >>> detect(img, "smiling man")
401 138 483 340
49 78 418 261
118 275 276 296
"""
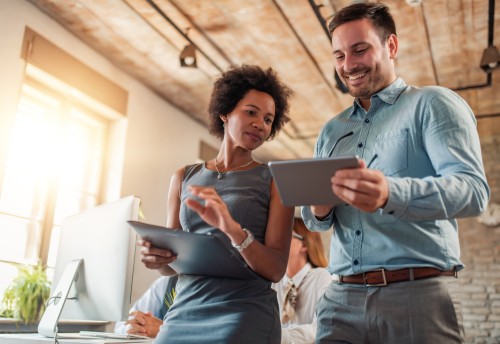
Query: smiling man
301 3 490 343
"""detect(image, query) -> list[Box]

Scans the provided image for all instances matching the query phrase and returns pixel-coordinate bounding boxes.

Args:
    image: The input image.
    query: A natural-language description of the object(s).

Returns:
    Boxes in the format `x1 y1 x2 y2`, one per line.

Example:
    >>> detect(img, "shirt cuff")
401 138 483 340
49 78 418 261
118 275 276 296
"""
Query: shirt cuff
113 322 126 335
301 206 334 232
382 176 410 217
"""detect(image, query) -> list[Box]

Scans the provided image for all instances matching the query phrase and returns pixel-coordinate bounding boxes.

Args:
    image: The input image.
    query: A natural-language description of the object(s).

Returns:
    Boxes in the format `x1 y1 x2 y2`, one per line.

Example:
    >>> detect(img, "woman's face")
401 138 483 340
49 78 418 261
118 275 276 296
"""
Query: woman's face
288 231 306 262
223 89 275 151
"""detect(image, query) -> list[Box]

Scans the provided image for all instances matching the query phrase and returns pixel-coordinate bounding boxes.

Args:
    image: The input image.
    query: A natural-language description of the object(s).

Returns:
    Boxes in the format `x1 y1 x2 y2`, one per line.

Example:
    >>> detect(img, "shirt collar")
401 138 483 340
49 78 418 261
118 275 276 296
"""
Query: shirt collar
285 263 312 287
350 77 407 116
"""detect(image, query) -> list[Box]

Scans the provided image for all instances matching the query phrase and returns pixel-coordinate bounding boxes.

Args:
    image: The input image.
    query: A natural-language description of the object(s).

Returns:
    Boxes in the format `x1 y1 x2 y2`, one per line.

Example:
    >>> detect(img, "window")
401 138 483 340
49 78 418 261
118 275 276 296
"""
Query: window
0 28 128 299
0 75 111 296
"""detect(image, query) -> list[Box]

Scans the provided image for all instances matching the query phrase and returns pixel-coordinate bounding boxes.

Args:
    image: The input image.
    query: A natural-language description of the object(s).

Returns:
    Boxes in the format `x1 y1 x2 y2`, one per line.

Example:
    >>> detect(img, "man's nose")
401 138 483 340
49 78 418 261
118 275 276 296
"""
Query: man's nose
343 54 357 73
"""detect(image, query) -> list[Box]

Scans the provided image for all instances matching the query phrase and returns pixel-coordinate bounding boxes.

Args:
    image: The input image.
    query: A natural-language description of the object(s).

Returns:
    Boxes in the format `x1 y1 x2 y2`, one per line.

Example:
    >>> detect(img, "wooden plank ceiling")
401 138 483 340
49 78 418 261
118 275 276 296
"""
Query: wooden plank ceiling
29 0 500 162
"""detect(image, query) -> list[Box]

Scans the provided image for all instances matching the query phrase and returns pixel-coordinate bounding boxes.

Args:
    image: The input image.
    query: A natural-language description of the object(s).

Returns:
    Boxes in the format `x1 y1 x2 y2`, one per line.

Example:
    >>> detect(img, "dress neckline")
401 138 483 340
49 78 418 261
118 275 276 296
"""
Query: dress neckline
202 161 265 177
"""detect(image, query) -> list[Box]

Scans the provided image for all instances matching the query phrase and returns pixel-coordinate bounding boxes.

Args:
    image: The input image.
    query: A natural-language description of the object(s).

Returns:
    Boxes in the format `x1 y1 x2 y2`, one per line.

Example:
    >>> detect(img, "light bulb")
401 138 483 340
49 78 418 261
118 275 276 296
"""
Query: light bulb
184 56 195 66
488 61 498 69
405 0 423 6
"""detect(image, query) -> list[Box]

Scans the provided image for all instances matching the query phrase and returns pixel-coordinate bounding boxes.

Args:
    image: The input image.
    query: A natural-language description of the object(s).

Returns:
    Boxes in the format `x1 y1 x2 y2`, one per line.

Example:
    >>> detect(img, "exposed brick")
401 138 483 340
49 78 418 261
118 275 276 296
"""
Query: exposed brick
462 285 487 293
464 314 488 322
479 322 495 330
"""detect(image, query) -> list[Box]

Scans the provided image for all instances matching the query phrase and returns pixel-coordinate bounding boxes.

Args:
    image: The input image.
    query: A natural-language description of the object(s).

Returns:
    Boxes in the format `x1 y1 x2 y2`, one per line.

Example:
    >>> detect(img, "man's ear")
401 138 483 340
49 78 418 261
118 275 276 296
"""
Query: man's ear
387 33 398 59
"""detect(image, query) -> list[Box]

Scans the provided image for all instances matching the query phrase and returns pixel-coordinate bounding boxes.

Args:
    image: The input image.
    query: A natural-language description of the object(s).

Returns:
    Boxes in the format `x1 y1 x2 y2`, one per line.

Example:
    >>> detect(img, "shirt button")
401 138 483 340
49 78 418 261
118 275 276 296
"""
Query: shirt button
357 143 363 148
353 260 359 265
364 119 370 123
356 230 361 236
389 210 394 215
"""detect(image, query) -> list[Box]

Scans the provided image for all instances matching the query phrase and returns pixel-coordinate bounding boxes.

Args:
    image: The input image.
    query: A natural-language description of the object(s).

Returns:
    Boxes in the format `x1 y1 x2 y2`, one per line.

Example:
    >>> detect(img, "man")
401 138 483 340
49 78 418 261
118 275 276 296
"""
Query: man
114 276 177 338
301 3 490 343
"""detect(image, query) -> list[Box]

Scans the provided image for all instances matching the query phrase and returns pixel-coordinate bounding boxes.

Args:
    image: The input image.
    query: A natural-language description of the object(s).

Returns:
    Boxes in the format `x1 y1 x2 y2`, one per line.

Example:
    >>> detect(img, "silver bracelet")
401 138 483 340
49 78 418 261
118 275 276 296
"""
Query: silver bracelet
232 228 254 252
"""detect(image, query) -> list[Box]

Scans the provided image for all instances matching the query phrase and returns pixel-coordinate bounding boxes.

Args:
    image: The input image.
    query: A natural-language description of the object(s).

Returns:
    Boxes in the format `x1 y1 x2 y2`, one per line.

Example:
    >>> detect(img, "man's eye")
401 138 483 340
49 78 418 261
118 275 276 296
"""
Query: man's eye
334 55 344 60
355 49 367 55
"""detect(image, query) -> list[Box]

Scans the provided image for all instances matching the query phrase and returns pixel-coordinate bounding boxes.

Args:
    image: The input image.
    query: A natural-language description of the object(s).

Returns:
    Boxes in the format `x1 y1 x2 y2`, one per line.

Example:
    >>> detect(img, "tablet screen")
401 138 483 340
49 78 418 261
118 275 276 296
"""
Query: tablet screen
128 221 258 280
268 156 359 206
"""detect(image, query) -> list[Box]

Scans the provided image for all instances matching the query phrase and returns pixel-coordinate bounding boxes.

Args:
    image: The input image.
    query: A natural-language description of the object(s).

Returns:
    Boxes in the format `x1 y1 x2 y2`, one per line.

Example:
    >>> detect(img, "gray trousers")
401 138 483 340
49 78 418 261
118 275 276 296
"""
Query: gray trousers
316 276 464 344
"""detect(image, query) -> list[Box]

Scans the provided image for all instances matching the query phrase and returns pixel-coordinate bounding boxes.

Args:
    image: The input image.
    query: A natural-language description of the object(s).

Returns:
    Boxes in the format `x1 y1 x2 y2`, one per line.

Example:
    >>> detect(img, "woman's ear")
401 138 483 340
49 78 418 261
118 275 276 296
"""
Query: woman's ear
300 244 308 254
220 115 227 123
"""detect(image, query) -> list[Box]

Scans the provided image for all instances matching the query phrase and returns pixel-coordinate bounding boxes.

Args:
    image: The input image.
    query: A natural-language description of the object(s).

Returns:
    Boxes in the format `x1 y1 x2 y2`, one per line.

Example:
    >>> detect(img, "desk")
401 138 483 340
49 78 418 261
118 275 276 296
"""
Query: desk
0 318 108 333
0 333 152 343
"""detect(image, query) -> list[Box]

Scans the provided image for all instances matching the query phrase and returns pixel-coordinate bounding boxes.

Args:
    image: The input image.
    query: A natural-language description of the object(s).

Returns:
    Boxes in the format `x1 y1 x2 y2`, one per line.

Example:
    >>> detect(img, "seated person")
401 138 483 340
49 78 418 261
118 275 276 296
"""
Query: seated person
272 216 331 344
114 275 177 338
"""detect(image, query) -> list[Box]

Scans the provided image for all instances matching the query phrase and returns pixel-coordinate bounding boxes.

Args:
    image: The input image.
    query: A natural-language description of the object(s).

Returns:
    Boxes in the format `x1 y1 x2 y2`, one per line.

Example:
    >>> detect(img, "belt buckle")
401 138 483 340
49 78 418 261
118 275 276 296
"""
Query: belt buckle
364 268 388 287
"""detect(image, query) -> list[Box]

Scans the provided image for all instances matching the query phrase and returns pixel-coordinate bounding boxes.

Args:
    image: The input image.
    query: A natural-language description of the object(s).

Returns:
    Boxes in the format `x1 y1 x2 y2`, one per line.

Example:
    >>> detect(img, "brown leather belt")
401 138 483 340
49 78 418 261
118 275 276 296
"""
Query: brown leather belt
337 267 457 287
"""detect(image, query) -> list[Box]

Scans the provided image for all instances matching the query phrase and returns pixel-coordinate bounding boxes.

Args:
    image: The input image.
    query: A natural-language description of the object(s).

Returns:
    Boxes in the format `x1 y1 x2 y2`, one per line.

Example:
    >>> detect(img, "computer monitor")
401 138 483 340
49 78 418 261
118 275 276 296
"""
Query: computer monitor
38 195 140 337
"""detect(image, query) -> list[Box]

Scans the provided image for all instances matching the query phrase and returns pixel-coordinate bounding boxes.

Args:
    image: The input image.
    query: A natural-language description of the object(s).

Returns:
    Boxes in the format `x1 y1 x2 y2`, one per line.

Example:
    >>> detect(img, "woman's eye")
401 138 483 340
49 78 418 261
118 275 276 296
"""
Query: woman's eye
265 118 273 125
246 110 256 116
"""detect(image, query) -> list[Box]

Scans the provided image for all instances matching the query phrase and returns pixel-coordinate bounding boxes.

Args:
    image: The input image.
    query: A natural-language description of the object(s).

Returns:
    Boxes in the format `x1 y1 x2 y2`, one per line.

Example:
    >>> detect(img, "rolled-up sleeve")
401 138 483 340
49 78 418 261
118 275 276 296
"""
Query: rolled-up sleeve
301 206 334 232
383 89 490 220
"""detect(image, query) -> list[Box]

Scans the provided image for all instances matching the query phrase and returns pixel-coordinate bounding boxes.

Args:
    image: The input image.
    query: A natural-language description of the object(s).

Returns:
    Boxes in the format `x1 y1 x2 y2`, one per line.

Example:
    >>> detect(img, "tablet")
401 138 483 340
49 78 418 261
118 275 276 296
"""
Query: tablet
128 221 258 280
268 156 359 207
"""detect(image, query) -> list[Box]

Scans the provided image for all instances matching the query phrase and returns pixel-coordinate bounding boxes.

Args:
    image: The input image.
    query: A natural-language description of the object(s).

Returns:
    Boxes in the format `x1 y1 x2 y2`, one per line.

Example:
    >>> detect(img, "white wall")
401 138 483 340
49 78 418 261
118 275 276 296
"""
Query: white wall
0 0 220 306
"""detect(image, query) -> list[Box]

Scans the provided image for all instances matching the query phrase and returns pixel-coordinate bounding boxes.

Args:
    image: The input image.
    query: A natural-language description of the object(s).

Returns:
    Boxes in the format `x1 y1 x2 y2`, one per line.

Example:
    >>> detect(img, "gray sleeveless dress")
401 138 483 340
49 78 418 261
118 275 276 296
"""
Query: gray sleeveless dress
153 163 281 344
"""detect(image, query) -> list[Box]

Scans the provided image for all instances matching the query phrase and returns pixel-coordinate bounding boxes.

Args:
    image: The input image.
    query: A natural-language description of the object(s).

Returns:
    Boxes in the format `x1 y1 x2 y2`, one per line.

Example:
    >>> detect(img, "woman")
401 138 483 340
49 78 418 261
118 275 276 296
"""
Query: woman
139 64 295 343
274 215 331 344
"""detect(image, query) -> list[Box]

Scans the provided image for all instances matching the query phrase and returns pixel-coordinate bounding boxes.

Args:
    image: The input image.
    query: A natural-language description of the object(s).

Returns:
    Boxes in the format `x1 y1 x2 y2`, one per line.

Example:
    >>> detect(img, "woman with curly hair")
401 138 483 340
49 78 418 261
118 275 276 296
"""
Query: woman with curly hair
139 64 295 343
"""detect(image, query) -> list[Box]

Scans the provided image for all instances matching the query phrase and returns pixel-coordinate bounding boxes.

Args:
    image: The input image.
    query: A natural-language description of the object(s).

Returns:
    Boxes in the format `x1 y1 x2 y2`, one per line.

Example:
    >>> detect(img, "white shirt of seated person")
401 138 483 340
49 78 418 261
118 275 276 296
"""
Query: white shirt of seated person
273 231 331 344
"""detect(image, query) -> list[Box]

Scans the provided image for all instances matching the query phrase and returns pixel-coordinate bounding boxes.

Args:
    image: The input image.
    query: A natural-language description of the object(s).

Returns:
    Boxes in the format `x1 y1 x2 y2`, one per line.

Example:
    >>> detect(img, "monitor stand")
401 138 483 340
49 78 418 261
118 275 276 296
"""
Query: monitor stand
37 259 82 338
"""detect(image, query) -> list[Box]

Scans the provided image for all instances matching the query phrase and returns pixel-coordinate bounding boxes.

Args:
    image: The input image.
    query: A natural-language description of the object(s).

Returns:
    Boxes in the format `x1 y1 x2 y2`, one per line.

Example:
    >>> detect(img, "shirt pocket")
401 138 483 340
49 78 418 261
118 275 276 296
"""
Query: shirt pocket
372 128 408 176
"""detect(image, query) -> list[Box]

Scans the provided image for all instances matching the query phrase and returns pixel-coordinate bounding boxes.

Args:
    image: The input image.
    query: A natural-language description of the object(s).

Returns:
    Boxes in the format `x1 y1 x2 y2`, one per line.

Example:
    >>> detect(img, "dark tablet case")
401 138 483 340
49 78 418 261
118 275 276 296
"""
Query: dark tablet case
128 221 258 280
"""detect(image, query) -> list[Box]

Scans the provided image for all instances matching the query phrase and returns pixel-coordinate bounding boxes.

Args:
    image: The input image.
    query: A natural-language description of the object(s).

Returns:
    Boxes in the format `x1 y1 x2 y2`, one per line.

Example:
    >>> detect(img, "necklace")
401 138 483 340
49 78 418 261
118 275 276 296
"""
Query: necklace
214 157 254 180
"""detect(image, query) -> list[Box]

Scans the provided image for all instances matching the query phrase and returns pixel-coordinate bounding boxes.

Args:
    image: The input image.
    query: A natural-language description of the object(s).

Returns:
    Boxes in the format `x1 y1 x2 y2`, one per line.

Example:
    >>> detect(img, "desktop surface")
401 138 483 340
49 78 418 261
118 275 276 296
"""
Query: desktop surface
0 333 152 344
0 318 108 333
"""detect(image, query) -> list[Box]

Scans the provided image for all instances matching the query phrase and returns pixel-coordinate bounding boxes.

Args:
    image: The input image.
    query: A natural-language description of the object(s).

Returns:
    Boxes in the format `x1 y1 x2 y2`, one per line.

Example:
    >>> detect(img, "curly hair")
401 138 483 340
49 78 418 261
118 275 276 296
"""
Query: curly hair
328 3 396 43
208 64 293 140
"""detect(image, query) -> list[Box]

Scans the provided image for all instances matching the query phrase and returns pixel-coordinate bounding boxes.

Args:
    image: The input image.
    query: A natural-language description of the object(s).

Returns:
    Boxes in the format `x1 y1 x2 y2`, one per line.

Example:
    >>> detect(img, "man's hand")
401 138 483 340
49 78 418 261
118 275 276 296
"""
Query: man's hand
311 205 334 220
125 311 163 338
331 159 389 212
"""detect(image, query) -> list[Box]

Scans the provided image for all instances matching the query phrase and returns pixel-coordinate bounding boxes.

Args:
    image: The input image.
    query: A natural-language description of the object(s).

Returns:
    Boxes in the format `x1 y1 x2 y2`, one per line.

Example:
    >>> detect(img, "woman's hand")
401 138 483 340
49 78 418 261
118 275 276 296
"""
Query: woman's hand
138 239 177 273
184 185 239 235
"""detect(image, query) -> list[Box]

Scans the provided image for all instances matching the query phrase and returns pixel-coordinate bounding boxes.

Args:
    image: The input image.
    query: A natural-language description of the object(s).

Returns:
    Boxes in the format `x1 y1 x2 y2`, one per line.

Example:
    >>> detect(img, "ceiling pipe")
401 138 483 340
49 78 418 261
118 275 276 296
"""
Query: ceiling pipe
308 0 350 94
476 112 500 120
450 0 495 91
145 0 224 73
166 0 237 68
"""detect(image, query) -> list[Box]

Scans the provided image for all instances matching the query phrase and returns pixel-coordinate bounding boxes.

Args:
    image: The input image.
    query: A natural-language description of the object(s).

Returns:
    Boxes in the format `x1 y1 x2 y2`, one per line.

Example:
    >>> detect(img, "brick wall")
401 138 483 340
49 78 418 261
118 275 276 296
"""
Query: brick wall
459 121 500 343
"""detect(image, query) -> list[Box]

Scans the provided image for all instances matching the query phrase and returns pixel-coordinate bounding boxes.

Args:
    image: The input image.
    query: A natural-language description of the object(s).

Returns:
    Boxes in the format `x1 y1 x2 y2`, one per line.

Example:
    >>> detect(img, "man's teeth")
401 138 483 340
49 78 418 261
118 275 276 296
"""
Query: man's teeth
348 73 366 80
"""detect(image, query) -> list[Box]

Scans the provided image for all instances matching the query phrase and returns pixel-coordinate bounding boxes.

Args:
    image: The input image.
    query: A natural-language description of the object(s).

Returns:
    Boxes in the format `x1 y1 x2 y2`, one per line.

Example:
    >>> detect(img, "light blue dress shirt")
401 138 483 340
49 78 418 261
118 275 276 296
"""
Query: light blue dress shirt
302 78 490 276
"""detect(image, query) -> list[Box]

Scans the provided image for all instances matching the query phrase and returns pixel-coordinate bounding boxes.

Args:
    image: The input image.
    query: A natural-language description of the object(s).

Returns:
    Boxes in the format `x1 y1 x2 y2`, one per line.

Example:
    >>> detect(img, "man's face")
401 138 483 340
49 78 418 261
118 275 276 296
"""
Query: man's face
331 18 397 101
